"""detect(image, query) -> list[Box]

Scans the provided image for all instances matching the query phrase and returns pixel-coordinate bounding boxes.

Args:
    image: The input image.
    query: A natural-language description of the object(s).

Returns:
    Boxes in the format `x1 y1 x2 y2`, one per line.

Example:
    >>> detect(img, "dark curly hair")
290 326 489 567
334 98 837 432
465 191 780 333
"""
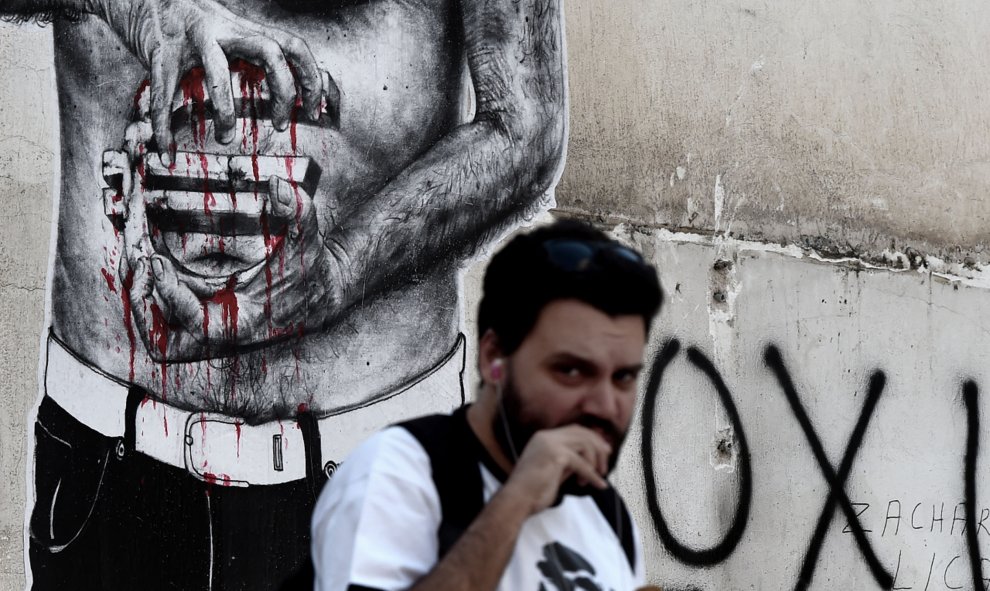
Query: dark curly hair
477 219 663 355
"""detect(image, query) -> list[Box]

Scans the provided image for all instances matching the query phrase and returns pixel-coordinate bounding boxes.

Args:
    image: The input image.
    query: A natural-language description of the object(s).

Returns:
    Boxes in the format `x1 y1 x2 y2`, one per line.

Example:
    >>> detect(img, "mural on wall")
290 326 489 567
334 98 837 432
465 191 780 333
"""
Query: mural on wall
5 0 567 586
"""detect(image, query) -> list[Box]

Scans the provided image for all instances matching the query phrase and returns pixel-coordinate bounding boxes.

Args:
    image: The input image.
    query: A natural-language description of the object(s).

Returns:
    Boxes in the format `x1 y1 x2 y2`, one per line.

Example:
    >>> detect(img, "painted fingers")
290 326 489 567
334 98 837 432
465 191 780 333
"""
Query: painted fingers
141 0 323 161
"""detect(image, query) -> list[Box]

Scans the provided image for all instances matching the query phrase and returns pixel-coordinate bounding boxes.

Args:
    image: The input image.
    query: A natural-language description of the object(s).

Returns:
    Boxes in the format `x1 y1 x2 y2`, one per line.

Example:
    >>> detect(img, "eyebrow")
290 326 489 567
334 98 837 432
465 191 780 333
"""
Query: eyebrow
546 353 644 375
616 363 644 375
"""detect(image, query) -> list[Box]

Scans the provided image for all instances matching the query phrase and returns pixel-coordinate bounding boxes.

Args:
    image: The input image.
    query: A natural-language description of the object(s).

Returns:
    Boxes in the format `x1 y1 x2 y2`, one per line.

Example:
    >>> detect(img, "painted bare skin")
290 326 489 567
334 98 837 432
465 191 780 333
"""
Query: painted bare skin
7 0 566 421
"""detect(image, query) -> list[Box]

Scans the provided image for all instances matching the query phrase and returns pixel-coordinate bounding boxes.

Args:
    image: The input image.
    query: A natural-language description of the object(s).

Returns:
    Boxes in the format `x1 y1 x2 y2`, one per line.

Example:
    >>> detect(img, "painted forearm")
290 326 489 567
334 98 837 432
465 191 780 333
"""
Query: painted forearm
327 113 562 309
408 486 533 591
0 0 91 18
325 0 567 313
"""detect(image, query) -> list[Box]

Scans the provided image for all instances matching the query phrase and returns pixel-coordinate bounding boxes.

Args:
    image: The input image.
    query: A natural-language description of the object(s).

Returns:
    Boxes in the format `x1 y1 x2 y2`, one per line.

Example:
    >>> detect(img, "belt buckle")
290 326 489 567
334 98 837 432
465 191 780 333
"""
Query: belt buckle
183 412 251 488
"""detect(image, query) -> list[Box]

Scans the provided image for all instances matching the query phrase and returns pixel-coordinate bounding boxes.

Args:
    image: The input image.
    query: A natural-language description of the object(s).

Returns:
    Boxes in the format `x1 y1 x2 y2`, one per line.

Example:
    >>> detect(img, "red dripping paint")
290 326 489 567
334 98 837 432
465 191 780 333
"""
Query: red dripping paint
261 356 267 375
203 472 233 487
297 403 308 415
179 67 209 147
260 209 275 330
136 144 146 186
101 268 117 293
269 324 298 339
168 142 178 172
232 59 266 185
230 59 267 86
204 276 239 341
148 303 170 418
235 420 242 457
198 152 216 217
121 268 137 382
283 156 307 276
290 96 302 153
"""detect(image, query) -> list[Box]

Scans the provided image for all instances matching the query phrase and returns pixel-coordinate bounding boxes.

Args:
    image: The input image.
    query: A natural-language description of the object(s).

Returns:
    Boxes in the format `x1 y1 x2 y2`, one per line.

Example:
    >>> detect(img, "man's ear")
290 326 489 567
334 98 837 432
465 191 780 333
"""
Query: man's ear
478 329 504 384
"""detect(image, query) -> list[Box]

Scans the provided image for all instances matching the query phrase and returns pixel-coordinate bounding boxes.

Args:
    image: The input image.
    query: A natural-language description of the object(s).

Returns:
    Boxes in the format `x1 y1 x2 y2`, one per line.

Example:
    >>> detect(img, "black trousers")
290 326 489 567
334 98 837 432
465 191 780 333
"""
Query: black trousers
28 394 327 590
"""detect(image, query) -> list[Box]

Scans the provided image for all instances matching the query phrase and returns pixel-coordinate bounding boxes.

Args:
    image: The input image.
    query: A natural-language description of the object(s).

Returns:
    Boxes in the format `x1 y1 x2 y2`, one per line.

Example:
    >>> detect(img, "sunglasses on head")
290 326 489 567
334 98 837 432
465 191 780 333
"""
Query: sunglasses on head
542 239 646 273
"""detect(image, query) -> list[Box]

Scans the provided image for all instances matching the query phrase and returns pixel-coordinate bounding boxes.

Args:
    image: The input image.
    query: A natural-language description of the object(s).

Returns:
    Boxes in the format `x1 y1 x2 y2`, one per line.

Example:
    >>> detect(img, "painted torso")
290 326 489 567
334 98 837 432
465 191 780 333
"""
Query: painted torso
49 0 465 421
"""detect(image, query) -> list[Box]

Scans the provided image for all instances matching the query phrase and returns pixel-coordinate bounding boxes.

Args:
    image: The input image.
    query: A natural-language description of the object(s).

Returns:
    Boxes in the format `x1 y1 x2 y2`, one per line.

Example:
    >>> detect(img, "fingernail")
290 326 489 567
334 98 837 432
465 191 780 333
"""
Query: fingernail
275 179 292 207
151 257 164 279
218 126 235 145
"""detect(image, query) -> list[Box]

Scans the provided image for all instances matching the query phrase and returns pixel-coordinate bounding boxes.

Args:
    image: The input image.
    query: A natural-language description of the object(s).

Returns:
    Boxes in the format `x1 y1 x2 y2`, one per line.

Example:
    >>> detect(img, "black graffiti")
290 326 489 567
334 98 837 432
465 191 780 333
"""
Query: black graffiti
640 342 987 590
764 345 893 590
963 381 984 590
640 339 753 566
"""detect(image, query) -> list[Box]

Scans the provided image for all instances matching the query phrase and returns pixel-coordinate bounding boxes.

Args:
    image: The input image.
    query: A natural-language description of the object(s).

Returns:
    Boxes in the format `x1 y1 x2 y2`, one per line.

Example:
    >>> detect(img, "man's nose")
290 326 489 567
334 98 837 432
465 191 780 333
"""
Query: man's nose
581 378 620 422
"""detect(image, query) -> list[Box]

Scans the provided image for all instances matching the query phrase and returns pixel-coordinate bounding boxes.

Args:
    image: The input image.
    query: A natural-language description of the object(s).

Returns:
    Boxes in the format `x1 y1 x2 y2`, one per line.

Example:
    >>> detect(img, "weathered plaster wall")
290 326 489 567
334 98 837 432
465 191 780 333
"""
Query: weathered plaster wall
0 24 55 590
560 0 990 261
607 226 990 589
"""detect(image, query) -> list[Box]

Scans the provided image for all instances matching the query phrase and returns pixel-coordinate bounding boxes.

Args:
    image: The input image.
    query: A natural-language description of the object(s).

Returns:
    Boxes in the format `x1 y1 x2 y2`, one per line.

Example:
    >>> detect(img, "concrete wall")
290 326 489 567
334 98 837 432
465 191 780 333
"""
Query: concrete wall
560 0 990 262
607 228 990 589
0 24 56 590
3 0 990 586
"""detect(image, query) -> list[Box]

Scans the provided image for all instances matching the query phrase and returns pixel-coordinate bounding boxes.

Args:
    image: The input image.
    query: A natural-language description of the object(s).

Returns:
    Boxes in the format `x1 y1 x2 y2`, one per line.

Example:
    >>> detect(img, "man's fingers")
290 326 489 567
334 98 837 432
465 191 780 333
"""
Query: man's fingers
548 425 612 481
575 437 610 479
200 41 236 144
150 55 180 165
268 176 311 228
123 256 154 300
565 451 608 490
151 255 208 338
278 35 323 121
225 37 296 131
178 269 223 299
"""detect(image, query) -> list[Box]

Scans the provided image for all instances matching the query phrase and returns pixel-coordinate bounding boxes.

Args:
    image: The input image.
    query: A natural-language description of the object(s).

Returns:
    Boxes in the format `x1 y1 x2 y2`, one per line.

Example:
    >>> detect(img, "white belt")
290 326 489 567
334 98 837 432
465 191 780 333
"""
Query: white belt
43 333 465 486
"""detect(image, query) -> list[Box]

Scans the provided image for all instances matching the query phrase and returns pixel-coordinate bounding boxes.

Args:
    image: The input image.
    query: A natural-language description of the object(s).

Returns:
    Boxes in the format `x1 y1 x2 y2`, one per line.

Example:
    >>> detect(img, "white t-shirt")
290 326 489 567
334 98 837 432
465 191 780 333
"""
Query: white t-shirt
312 414 645 591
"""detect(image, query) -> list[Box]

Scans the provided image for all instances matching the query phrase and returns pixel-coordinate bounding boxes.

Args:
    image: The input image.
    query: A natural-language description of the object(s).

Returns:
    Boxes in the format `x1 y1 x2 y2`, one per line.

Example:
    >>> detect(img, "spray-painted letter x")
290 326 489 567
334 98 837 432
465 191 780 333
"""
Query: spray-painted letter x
764 345 893 591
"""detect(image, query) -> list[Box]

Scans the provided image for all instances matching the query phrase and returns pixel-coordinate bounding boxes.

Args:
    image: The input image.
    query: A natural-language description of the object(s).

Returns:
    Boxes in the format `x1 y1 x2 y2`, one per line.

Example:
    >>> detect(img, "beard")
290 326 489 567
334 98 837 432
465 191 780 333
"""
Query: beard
491 362 627 480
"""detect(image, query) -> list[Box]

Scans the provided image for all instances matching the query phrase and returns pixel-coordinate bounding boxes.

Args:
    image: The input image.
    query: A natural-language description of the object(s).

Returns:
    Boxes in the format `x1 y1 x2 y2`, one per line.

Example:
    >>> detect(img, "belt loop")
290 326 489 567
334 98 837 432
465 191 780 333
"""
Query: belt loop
124 387 145 452
296 410 324 496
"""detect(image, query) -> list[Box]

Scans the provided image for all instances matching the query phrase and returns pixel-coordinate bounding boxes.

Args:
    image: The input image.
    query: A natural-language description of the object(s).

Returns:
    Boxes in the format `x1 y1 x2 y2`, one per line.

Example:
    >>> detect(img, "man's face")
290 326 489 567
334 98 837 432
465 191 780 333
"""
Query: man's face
492 299 648 474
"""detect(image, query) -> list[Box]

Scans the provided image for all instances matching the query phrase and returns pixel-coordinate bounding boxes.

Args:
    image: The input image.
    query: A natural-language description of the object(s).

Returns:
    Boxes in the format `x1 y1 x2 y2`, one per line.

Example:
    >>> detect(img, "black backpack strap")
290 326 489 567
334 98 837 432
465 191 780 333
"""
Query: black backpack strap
397 406 484 559
590 486 637 572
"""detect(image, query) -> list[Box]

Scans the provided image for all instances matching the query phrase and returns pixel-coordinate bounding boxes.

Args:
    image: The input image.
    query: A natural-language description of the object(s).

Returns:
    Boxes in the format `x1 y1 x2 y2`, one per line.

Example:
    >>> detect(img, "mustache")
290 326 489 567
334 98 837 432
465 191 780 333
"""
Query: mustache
576 415 623 446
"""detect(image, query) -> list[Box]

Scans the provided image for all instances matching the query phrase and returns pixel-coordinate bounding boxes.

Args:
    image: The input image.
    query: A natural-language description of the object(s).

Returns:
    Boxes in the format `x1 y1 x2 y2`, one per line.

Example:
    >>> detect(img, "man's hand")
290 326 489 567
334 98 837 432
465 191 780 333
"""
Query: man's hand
90 0 323 160
501 425 612 515
118 156 343 362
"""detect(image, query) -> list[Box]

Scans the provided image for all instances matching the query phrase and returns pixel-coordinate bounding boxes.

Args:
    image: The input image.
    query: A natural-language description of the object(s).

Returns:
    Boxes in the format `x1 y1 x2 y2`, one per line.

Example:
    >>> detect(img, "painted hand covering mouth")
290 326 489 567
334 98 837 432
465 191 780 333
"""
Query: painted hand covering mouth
102 61 337 280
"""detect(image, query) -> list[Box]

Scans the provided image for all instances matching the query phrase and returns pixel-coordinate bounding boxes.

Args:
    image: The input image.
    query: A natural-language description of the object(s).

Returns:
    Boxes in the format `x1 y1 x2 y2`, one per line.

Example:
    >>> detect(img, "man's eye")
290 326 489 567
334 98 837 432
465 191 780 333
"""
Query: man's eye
556 366 582 379
614 370 638 386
